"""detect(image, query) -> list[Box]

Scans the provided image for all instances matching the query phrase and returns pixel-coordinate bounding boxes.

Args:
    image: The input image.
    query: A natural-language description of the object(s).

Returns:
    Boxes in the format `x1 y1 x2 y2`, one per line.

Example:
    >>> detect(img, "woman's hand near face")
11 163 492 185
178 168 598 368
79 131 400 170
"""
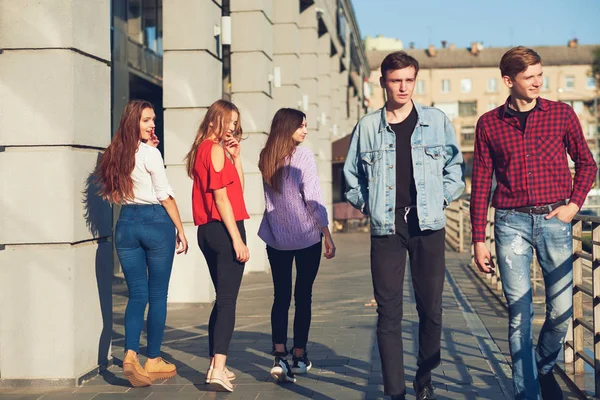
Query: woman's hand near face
224 133 241 159
147 132 160 148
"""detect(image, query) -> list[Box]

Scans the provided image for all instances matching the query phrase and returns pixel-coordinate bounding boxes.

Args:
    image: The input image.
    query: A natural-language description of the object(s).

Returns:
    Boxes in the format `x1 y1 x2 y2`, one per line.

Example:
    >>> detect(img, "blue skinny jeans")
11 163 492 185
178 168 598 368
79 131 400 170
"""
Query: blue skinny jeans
115 204 176 358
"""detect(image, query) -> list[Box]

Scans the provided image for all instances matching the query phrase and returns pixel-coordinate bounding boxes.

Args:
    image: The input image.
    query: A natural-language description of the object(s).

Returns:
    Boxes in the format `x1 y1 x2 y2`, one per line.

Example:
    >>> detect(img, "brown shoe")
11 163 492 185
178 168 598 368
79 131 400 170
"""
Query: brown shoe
123 352 152 388
144 357 177 381
205 366 236 384
208 368 234 392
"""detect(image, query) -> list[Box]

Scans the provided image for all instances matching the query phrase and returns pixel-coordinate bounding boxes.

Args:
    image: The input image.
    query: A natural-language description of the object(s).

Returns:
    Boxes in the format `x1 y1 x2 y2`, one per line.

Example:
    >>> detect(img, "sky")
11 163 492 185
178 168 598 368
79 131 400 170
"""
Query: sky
351 0 600 49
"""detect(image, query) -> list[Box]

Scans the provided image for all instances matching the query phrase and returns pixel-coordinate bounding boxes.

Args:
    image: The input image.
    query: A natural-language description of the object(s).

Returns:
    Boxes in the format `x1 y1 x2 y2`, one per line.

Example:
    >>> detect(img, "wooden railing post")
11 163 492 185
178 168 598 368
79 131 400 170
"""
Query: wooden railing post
592 222 600 395
459 203 464 253
572 220 585 375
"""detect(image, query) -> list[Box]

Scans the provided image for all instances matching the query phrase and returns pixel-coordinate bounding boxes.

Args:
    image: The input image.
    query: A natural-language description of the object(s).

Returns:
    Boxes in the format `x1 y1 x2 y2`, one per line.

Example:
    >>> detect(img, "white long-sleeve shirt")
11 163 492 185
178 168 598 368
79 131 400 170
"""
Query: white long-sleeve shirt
124 142 175 205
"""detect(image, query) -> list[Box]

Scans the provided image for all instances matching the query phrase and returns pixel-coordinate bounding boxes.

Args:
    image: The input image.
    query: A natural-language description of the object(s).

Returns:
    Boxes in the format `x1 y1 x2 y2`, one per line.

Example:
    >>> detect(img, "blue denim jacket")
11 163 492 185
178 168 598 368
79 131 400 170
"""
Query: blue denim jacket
343 102 465 235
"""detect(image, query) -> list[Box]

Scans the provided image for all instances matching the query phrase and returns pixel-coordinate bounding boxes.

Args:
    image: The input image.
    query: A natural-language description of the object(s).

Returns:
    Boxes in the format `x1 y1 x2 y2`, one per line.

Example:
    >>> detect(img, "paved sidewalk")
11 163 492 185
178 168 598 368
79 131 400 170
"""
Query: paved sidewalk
2 233 517 399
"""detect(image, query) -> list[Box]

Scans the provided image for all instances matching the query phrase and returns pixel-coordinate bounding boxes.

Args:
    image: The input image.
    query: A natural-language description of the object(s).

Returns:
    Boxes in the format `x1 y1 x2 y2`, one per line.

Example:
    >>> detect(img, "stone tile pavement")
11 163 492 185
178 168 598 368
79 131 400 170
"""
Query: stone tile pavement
0 232 580 399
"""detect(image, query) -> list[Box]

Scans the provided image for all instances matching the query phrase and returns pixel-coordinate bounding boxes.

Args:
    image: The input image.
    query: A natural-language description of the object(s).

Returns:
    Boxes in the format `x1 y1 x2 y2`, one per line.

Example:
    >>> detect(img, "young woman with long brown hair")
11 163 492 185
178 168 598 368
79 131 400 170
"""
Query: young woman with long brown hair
96 99 188 388
184 99 249 392
258 108 336 383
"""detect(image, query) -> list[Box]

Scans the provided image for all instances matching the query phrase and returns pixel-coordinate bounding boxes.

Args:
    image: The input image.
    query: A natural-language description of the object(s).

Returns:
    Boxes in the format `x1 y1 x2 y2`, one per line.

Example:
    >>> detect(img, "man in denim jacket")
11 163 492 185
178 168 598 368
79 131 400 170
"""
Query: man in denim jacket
344 51 464 400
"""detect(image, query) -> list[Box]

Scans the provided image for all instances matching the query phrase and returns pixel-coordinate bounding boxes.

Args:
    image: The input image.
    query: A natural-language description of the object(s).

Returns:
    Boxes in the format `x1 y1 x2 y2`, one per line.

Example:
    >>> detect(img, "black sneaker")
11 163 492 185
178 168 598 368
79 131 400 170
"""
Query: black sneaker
539 370 563 400
413 380 436 400
291 349 312 374
270 356 296 383
391 395 406 400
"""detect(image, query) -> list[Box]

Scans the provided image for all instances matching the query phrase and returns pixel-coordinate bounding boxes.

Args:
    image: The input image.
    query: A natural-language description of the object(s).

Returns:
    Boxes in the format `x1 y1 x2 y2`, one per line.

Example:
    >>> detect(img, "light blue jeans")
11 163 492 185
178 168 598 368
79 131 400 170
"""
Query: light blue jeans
495 209 573 400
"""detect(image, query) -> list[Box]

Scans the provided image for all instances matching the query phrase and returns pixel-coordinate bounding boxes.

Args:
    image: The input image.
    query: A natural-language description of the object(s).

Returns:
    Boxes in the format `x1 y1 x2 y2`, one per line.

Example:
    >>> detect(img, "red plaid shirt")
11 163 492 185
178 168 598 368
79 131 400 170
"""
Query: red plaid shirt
470 97 597 242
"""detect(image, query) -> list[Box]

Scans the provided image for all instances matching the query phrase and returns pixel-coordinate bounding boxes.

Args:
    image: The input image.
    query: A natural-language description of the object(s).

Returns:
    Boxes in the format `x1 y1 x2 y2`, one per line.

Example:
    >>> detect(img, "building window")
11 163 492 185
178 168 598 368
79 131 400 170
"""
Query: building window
433 102 459 120
487 78 497 92
461 79 472 94
542 76 550 91
416 80 425 94
337 0 347 45
142 0 159 54
488 103 497 111
562 100 584 115
459 101 477 117
573 100 584 115
588 124 599 139
127 0 162 55
441 79 451 93
461 126 475 146
565 75 575 91
587 76 597 90
128 0 143 43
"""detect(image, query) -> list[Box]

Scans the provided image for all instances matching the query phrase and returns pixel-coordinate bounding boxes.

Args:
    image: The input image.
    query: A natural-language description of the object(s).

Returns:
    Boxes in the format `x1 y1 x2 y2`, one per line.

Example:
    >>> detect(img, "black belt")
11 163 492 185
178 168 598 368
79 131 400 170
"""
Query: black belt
513 200 567 215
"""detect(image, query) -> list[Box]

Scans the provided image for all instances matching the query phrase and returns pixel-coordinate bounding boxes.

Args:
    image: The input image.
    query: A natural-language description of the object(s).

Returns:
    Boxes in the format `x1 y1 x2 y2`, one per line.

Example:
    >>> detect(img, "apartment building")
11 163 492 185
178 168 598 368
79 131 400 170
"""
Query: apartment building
364 34 404 51
0 0 368 386
366 41 599 189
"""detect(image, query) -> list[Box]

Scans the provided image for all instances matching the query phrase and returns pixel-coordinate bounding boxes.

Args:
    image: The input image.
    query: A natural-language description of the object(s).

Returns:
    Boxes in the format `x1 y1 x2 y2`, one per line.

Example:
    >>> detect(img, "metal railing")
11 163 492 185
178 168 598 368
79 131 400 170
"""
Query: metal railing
445 200 600 396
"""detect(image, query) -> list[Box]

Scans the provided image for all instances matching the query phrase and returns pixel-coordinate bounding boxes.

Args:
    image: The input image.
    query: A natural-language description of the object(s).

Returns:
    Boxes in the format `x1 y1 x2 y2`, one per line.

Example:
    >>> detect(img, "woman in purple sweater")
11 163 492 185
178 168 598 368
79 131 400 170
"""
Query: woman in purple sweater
258 108 336 383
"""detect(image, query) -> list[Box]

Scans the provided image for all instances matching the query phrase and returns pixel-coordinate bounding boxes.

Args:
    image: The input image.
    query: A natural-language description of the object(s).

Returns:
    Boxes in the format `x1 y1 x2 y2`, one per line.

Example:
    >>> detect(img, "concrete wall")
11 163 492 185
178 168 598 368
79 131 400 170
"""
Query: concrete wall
299 4 319 153
162 0 222 303
0 0 112 383
317 33 334 224
230 0 274 273
272 0 301 109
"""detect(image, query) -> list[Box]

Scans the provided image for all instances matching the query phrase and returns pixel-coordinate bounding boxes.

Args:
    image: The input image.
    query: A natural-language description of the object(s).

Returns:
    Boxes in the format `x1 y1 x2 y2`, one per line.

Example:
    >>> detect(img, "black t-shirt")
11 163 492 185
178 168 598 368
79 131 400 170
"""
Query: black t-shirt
390 107 418 222
506 100 537 131
512 108 534 130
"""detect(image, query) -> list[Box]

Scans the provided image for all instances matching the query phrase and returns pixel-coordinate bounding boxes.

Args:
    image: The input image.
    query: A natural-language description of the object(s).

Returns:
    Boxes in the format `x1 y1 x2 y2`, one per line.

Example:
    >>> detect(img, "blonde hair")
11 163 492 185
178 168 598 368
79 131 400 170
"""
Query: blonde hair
184 100 242 178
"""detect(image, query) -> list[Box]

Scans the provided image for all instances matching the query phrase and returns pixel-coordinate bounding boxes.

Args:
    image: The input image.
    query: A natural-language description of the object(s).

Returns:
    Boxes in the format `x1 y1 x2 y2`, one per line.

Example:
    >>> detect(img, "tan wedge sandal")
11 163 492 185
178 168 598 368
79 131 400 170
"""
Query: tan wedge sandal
143 357 177 381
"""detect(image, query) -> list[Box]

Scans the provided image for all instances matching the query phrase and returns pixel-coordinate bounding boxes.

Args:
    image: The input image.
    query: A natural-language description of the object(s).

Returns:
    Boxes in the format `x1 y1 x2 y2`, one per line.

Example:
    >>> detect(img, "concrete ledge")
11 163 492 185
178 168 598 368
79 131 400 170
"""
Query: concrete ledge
0 358 114 388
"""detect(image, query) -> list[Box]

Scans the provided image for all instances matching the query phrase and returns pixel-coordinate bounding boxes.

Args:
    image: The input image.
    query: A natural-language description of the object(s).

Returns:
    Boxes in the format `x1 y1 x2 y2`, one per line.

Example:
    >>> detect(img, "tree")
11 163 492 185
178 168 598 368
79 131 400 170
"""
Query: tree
593 47 600 89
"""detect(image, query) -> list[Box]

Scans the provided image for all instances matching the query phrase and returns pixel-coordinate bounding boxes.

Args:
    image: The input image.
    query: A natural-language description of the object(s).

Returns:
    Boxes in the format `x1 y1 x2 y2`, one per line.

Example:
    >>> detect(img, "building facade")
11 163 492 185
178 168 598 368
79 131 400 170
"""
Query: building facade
364 35 403 52
0 0 368 386
366 43 600 190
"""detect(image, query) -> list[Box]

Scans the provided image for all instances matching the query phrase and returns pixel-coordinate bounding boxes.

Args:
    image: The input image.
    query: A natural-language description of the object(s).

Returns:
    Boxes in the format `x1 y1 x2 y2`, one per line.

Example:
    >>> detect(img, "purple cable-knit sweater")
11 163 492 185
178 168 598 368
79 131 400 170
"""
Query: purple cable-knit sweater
258 146 329 251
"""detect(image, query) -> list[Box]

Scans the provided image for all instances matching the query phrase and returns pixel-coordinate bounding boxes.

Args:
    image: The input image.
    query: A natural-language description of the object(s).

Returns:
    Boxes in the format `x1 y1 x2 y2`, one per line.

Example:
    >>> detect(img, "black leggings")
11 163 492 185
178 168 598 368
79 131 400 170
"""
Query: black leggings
268 241 322 352
197 221 246 357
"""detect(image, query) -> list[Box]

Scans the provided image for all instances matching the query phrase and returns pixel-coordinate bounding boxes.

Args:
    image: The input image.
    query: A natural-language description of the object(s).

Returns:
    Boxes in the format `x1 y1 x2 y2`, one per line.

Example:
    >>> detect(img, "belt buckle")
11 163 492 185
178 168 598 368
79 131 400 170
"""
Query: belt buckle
530 205 547 214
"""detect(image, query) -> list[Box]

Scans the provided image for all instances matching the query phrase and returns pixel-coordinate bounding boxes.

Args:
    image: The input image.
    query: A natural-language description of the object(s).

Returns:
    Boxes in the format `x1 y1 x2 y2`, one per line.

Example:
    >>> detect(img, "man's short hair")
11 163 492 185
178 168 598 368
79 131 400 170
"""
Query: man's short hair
380 51 419 79
499 46 542 79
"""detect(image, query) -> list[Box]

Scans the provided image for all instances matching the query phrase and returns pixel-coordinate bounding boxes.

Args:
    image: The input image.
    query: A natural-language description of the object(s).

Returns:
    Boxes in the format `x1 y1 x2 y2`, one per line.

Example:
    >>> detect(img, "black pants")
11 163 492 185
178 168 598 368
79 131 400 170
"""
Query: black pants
371 211 446 396
197 220 246 357
268 241 322 352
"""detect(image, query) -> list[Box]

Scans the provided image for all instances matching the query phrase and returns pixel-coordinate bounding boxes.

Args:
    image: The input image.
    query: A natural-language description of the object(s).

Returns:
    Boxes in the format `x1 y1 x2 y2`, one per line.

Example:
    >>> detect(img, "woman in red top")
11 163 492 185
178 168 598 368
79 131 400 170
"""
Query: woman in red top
184 99 249 392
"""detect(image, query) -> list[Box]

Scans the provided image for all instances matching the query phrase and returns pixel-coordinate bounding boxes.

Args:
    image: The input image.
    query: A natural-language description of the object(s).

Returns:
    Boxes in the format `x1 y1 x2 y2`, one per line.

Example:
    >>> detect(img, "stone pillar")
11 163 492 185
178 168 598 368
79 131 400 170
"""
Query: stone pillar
330 53 343 140
339 69 351 135
331 53 351 137
162 1 223 302
317 33 334 223
0 0 112 384
299 4 319 153
230 0 274 273
272 0 301 109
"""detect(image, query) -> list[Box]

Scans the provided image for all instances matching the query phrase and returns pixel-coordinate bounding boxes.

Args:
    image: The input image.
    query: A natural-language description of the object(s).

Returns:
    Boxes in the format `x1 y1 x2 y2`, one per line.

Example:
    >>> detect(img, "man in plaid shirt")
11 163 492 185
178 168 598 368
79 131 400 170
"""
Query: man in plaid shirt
470 46 597 399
